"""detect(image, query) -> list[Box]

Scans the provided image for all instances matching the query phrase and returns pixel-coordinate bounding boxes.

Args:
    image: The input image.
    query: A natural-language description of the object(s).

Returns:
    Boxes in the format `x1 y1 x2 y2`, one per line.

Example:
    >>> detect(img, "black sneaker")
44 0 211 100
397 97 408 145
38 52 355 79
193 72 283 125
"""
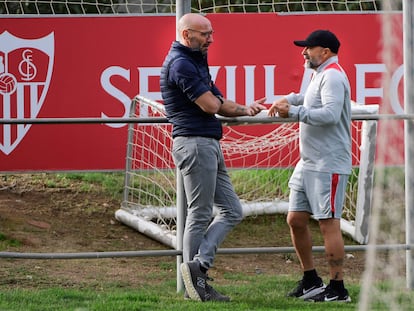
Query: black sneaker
287 277 325 299
180 261 207 301
205 284 230 302
305 285 351 302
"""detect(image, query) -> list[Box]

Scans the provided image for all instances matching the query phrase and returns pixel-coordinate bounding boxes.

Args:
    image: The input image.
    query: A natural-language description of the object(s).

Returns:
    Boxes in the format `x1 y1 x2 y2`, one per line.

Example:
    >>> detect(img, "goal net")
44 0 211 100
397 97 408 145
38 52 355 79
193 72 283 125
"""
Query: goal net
0 0 386 14
116 95 378 249
357 1 414 310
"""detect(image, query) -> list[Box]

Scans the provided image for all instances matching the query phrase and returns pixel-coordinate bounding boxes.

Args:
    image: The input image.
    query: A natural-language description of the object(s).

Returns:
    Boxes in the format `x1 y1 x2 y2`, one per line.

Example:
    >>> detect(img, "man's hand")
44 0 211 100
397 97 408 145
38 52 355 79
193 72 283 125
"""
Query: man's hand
268 98 290 118
246 97 267 116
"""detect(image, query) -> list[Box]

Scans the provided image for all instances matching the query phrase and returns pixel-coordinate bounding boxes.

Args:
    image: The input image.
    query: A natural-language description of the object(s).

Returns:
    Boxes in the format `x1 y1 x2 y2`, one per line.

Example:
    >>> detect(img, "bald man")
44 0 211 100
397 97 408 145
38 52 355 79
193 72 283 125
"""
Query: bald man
160 13 266 302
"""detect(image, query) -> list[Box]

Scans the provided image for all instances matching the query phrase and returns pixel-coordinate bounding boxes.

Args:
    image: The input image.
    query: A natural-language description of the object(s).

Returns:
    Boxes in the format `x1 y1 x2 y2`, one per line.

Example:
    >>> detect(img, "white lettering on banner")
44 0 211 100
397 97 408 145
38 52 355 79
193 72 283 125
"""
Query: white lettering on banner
139 67 163 114
100 66 131 128
135 67 163 119
263 65 314 101
100 63 404 128
355 64 386 104
390 65 404 114
244 65 255 105
355 63 404 112
208 66 243 102
224 66 236 100
209 66 219 89
264 65 282 102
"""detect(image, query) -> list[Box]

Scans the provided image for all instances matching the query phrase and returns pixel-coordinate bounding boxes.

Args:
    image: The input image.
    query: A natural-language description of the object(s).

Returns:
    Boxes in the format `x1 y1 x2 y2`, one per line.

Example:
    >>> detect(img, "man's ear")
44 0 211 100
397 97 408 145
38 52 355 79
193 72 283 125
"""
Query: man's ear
182 29 190 40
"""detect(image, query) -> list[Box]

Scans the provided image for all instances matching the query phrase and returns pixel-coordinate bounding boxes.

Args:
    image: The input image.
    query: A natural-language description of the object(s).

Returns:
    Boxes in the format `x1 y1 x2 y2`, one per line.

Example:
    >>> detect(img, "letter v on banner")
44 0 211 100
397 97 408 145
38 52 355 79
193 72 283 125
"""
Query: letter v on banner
0 31 54 155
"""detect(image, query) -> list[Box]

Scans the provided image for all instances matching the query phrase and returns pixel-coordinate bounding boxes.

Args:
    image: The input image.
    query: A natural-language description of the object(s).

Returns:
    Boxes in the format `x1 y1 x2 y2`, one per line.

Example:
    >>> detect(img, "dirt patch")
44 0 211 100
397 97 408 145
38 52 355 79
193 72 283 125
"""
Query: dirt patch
0 174 366 290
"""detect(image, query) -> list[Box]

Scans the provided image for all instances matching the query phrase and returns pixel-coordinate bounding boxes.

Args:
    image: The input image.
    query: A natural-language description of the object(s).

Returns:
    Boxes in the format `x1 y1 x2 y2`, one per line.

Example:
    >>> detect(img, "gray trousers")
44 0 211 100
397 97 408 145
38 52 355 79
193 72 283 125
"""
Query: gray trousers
172 136 243 270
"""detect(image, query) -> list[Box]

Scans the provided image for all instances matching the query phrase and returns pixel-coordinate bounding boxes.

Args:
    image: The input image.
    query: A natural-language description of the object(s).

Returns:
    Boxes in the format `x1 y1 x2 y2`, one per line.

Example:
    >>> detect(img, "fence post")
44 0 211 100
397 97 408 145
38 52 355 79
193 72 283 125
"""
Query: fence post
354 120 377 244
175 0 191 294
403 0 414 290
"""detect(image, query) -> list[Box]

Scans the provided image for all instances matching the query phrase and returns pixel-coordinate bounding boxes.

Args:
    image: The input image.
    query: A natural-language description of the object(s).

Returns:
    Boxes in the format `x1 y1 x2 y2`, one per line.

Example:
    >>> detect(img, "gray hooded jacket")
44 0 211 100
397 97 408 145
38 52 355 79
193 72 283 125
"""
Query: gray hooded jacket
286 56 352 175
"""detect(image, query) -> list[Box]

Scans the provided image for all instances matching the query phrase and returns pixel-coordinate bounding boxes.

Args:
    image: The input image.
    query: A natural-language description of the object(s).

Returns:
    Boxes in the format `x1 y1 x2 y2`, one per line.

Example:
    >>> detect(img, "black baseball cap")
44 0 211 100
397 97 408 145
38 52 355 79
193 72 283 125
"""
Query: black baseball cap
293 30 340 53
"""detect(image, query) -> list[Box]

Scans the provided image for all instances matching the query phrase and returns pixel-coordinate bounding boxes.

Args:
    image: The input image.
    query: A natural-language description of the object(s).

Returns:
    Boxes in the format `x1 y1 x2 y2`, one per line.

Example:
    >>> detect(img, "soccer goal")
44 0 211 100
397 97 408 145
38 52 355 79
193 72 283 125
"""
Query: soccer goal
115 95 378 249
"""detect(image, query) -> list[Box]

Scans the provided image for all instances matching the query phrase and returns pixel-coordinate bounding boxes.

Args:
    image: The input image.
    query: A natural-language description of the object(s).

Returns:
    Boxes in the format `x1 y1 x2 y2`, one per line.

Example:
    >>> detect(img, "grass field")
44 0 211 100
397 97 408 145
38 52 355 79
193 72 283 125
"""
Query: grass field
0 172 410 310
0 275 361 311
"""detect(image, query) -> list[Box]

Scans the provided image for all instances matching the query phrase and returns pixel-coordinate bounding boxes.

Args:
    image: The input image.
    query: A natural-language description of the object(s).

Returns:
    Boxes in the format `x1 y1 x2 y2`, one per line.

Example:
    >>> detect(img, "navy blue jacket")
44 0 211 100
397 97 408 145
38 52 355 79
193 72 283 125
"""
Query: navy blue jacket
160 41 223 140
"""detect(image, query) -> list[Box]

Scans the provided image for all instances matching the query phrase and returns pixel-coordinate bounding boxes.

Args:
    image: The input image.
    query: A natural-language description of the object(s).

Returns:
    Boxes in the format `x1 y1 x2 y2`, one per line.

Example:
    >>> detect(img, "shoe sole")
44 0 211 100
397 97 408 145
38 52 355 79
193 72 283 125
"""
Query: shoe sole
298 285 326 300
180 263 203 302
307 296 352 303
205 285 231 302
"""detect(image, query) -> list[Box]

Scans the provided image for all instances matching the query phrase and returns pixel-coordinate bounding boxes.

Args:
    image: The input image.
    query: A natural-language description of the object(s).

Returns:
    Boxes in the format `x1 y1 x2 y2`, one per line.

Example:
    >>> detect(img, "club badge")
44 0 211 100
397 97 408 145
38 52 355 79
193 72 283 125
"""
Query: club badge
0 31 54 155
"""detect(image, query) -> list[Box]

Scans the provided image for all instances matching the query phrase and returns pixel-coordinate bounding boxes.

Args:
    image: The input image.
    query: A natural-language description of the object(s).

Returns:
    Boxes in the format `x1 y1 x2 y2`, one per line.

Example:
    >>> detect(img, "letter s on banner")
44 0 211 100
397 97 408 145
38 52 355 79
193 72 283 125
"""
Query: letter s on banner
100 66 131 128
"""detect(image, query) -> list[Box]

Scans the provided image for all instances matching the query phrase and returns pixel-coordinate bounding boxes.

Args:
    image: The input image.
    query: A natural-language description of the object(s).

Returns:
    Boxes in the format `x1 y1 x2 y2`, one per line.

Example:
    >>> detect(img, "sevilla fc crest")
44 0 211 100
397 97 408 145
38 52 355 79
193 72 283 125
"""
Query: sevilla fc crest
0 31 54 155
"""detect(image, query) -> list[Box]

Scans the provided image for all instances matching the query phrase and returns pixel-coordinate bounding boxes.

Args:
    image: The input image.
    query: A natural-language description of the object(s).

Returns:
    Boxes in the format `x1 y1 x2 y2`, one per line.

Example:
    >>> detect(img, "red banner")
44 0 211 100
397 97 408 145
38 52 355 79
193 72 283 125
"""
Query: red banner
0 13 404 171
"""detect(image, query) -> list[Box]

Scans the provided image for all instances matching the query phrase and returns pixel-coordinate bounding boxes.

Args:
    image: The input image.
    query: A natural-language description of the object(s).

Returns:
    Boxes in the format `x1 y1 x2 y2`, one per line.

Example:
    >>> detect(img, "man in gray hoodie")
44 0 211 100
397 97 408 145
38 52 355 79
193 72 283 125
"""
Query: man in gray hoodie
268 29 352 303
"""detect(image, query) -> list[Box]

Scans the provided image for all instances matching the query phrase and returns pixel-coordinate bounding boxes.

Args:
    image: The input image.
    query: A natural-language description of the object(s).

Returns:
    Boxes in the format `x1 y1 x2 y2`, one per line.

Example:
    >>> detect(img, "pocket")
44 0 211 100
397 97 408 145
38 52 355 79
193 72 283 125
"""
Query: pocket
172 142 188 170
172 138 198 175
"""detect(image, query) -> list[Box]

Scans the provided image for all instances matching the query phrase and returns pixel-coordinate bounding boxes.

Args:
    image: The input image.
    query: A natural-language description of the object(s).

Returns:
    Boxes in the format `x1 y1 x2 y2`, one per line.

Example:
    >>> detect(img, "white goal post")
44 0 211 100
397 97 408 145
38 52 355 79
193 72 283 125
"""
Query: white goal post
115 95 378 248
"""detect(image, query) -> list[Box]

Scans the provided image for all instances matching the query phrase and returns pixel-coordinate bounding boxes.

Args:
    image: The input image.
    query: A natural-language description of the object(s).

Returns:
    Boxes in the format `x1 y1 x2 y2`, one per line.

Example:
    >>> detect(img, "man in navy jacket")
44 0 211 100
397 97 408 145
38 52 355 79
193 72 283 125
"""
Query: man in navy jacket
160 13 266 302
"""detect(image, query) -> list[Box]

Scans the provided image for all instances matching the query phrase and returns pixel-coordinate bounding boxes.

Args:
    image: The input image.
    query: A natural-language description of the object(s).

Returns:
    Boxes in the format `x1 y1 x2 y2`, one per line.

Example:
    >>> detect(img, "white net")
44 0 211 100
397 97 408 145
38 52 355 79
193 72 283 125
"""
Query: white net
118 95 378 249
193 0 384 13
1 0 393 15
358 0 412 310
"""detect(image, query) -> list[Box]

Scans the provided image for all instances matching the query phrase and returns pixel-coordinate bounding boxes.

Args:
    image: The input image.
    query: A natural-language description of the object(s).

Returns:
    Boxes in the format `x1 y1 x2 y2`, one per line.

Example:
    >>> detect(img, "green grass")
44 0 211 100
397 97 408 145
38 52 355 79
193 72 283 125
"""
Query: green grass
0 275 363 311
0 232 22 249
230 168 293 201
1 170 409 310
17 167 363 208
47 172 125 198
